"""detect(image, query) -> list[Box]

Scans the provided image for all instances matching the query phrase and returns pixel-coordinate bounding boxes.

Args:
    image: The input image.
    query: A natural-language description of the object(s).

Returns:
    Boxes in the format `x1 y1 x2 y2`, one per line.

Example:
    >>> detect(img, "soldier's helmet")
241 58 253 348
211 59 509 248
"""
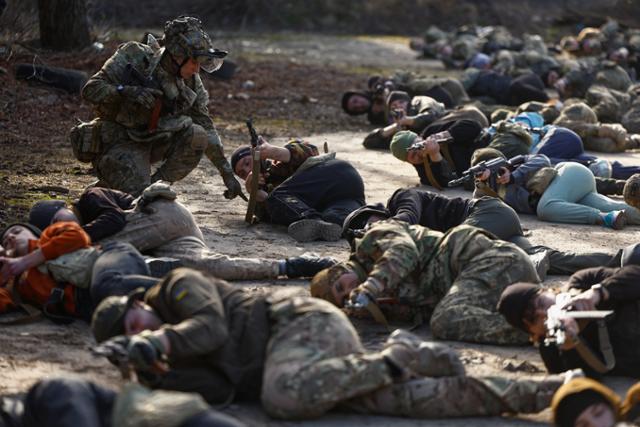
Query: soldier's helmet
624 173 640 209
163 16 227 73
91 288 146 343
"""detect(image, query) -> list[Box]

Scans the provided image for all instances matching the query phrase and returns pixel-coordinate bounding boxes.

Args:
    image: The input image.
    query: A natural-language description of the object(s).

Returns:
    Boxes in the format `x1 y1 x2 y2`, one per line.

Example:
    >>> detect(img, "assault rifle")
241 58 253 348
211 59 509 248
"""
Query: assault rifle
544 293 613 346
448 154 526 188
91 340 169 381
123 63 163 132
407 136 454 152
245 118 262 224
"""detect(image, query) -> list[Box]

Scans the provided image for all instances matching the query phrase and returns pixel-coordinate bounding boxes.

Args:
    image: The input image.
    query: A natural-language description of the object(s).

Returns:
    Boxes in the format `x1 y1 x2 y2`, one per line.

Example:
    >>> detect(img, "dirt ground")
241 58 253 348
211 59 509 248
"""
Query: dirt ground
1 33 639 425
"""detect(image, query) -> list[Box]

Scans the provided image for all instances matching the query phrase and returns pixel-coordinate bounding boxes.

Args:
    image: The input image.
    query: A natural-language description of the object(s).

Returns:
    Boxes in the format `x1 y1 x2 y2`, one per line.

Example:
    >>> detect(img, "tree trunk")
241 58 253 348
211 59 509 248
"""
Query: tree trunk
38 0 91 51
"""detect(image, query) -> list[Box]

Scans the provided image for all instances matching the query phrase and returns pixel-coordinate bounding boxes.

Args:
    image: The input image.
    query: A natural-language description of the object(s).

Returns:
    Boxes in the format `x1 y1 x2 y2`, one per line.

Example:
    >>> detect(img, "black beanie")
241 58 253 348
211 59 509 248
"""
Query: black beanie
1 222 42 241
341 203 389 237
341 90 370 115
496 282 540 332
28 200 66 231
230 146 251 174
555 390 612 427
386 91 411 108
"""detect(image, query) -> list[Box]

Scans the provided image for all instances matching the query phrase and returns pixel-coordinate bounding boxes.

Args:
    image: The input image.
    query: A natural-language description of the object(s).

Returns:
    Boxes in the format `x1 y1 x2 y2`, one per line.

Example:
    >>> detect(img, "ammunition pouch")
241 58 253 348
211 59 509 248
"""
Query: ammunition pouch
69 118 103 163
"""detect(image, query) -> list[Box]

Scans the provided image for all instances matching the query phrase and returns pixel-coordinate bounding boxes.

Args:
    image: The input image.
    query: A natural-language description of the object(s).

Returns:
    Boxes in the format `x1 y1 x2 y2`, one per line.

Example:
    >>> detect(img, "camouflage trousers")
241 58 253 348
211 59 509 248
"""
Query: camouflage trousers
262 297 561 420
101 199 279 280
430 235 538 345
93 121 204 196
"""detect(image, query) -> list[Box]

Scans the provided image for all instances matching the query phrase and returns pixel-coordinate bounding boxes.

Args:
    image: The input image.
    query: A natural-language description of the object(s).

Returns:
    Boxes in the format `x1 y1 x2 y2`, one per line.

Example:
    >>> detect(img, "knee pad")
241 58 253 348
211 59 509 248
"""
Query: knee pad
190 124 208 150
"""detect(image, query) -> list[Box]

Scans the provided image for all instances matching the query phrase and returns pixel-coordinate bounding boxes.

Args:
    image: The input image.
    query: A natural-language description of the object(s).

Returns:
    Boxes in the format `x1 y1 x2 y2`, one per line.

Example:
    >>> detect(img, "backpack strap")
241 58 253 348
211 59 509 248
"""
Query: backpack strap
0 281 43 325
41 283 75 325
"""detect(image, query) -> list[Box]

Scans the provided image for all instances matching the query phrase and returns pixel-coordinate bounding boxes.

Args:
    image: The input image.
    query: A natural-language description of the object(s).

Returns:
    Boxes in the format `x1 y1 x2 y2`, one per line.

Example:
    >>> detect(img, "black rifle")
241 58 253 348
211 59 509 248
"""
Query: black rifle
448 155 526 188
245 118 261 224
123 63 163 132
407 136 454 152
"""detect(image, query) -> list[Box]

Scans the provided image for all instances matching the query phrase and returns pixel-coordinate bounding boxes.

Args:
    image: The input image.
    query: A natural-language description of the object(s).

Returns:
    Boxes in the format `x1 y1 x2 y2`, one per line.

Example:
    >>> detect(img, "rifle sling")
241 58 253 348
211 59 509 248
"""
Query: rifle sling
439 142 455 168
365 300 391 331
422 158 444 191
573 320 616 374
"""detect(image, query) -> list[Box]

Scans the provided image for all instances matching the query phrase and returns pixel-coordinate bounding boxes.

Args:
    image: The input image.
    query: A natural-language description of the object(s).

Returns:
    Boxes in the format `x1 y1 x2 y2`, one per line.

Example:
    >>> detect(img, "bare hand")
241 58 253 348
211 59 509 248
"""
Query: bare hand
0 257 27 284
477 169 491 182
422 139 440 156
559 317 580 350
244 171 265 193
562 289 599 312
496 168 511 184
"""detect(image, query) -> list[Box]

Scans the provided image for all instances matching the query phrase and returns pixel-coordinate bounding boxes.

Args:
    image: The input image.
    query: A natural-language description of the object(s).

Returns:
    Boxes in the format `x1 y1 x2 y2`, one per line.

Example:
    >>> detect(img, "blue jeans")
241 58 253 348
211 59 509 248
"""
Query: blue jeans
537 162 640 225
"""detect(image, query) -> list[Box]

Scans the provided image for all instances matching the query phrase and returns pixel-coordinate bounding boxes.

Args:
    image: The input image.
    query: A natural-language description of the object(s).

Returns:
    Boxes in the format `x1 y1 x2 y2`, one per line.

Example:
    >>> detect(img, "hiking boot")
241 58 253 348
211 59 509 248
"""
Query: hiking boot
600 210 627 230
285 252 338 278
381 329 465 381
287 219 342 242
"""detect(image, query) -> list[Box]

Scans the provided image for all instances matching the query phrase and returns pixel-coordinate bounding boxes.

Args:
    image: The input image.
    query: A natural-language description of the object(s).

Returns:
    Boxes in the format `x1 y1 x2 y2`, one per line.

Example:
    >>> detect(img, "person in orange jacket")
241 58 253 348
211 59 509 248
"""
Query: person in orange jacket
0 221 157 321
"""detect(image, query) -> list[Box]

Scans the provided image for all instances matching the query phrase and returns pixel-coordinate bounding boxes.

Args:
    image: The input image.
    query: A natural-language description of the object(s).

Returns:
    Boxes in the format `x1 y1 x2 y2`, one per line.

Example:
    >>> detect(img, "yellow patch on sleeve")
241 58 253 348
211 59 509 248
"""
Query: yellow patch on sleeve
175 290 188 301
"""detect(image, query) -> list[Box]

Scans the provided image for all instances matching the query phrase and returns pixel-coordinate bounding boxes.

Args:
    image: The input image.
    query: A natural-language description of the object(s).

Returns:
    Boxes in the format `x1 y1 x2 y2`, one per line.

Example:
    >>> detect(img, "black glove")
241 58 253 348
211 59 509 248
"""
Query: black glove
127 332 166 372
222 173 243 200
120 86 163 109
97 335 130 367
285 252 338 278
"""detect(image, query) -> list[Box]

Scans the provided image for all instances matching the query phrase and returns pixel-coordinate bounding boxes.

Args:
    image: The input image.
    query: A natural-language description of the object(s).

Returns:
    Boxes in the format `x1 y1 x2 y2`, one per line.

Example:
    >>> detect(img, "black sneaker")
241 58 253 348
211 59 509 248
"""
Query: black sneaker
145 257 183 278
285 252 338 278
288 219 342 242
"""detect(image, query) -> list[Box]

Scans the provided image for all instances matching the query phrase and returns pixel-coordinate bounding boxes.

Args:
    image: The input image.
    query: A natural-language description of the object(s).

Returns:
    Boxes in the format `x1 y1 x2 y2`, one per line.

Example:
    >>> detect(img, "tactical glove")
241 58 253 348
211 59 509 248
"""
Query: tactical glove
222 172 243 200
127 331 166 372
120 86 163 109
99 335 131 367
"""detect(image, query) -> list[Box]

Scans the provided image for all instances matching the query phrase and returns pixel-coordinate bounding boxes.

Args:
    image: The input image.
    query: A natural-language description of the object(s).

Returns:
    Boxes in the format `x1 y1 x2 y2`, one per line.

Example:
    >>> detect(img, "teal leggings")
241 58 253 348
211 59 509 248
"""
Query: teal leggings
537 162 640 225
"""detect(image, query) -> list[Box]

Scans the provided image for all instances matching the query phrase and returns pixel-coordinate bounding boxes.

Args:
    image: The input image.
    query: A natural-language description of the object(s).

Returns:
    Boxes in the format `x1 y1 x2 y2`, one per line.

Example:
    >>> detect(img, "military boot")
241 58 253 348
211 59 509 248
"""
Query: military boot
287 219 342 242
381 330 465 381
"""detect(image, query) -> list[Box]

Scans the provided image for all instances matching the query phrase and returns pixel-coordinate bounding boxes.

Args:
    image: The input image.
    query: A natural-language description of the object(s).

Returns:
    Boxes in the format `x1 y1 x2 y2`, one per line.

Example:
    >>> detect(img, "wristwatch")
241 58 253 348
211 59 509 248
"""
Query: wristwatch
591 283 606 302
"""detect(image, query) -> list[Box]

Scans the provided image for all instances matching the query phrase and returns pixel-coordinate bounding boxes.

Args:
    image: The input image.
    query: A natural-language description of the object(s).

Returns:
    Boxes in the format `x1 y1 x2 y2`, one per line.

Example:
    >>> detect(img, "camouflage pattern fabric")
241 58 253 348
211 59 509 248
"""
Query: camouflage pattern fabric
343 374 563 417
262 297 392 419
261 295 561 419
81 41 231 195
347 221 536 344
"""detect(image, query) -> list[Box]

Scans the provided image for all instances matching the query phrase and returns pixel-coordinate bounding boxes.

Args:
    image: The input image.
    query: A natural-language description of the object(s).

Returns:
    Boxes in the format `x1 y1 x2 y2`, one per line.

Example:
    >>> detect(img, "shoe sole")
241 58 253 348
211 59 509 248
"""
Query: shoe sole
288 219 342 242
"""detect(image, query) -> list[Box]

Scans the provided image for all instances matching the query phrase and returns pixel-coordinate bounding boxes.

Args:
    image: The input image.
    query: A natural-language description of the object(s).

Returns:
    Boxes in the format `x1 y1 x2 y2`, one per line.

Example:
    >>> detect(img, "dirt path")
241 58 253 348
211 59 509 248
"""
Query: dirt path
1 34 639 425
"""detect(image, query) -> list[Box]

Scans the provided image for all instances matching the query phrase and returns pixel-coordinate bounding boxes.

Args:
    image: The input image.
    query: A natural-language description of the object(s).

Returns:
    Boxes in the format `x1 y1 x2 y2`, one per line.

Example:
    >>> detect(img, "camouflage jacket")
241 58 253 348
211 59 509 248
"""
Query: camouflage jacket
347 220 492 309
82 42 231 174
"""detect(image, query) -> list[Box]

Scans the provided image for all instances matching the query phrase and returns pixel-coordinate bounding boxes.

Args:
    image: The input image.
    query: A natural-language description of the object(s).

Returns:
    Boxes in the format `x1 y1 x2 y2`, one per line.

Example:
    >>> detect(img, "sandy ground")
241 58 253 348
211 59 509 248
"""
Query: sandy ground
1 34 639 425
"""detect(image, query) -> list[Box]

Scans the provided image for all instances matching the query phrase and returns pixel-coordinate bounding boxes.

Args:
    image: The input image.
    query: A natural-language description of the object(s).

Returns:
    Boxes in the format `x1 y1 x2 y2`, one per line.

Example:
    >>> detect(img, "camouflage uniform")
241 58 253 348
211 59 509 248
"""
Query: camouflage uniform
346 221 538 344
94 268 560 420
80 27 234 196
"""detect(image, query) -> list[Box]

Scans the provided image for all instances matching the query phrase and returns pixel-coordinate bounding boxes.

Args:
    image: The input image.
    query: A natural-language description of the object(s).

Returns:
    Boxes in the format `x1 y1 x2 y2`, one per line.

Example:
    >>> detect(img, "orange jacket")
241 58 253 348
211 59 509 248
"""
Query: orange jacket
0 222 91 315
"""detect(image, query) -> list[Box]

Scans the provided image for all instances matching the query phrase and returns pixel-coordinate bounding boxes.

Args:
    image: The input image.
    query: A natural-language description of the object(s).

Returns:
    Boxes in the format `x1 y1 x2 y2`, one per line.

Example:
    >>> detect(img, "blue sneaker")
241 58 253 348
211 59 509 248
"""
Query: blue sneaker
601 210 627 230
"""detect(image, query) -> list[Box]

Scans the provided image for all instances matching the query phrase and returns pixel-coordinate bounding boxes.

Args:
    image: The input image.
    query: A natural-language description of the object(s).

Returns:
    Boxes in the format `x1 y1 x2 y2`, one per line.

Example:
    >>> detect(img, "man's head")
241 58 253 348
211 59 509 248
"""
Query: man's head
1 223 41 257
231 145 252 179
552 378 620 427
470 147 506 167
91 289 162 343
496 282 555 342
386 91 411 113
310 264 360 307
341 91 371 116
28 200 68 231
163 16 227 78
390 130 424 164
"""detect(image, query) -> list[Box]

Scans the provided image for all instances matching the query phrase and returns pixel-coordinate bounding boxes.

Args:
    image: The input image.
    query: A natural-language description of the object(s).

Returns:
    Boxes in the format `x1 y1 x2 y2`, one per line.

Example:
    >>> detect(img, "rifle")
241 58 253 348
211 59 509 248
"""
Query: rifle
123 63 163 132
407 136 454 152
544 293 613 346
91 340 169 381
448 154 526 188
245 118 261 224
